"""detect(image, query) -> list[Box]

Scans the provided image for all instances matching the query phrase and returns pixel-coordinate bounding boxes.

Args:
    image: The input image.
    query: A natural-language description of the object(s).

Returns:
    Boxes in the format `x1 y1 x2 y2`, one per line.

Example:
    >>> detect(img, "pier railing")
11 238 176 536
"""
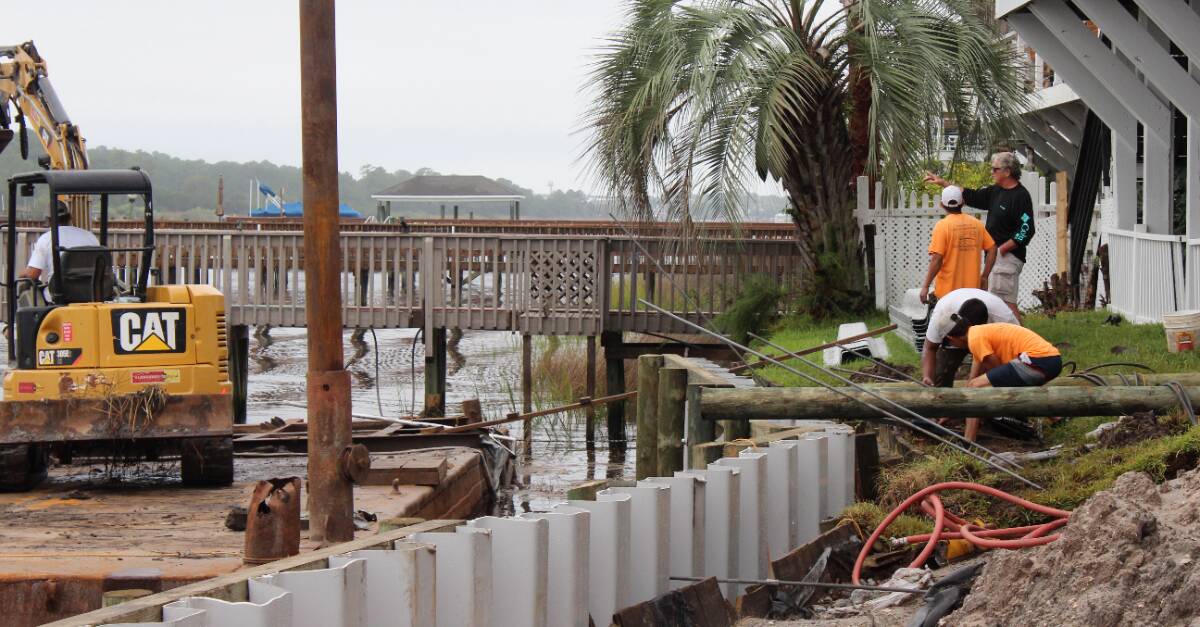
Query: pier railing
1 228 804 334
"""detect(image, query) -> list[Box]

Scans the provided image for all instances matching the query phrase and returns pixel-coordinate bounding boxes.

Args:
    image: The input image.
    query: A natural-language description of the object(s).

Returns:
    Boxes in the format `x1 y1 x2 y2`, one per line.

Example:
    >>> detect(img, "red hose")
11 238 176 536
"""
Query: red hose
852 481 1071 585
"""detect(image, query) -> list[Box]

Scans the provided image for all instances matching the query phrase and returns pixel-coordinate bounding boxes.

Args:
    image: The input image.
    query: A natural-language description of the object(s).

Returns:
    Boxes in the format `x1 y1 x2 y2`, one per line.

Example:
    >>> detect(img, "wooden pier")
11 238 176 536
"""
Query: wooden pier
1 220 801 418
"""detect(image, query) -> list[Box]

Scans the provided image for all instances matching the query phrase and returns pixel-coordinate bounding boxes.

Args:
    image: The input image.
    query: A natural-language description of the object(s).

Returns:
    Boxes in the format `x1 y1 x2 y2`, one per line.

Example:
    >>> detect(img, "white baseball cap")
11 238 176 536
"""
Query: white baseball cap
941 186 964 210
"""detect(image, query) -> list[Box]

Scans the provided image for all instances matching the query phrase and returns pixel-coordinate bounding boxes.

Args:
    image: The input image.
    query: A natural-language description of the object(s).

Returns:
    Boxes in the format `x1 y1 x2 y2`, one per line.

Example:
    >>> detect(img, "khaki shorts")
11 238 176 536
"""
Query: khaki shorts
989 253 1024 304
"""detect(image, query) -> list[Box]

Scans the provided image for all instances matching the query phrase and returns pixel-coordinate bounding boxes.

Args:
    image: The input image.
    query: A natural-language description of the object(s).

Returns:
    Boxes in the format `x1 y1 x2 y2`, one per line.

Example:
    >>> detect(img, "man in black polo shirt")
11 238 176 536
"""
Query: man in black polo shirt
923 152 1034 321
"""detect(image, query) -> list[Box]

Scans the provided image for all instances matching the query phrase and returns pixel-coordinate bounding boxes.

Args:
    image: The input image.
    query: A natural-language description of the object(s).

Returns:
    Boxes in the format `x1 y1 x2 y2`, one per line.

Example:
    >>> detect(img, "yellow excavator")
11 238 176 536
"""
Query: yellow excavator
0 42 234 490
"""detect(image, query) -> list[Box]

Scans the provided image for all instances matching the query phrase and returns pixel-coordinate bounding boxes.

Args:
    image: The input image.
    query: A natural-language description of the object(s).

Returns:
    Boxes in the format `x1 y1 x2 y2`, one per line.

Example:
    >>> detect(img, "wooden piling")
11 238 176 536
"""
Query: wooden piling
1056 170 1069 275
602 331 628 459
686 384 719 469
228 324 250 425
585 335 597 456
522 333 533 458
422 327 447 417
655 367 687 476
635 355 664 479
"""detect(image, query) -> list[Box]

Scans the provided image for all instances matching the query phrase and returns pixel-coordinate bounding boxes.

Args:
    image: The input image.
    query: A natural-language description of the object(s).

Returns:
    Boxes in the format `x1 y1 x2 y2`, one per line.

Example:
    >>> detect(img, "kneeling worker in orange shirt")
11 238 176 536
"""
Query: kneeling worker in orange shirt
943 312 1061 441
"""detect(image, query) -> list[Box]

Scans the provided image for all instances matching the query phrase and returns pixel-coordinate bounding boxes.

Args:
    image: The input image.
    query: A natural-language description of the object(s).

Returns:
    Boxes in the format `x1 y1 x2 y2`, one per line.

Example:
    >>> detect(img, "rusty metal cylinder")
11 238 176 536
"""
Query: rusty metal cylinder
244 477 301 564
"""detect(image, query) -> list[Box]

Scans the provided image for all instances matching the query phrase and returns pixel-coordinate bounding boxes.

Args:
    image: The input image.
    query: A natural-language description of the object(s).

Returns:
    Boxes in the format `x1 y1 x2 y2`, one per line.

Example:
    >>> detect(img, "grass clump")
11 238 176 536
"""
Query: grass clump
711 274 784 345
840 501 932 539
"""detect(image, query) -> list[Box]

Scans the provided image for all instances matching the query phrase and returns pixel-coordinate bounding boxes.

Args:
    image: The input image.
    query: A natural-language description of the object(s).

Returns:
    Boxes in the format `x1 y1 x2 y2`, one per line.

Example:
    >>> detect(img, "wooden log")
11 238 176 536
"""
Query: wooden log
699 385 1200 421
636 355 665 480
656 367 688 476
872 372 1200 388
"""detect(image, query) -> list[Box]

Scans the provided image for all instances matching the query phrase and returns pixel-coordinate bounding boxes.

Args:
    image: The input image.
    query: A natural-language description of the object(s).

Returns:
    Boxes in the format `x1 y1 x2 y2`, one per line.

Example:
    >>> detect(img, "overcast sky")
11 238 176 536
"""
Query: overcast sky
6 1 633 194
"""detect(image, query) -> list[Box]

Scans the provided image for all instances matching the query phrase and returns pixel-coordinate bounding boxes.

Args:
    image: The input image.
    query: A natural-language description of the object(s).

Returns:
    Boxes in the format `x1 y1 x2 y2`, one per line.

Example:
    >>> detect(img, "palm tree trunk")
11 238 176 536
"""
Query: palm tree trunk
779 88 871 319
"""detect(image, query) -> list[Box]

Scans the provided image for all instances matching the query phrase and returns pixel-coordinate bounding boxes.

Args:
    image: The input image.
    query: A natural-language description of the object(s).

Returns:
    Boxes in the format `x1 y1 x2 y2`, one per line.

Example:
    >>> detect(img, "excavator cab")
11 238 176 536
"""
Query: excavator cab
0 169 233 490
5 169 156 365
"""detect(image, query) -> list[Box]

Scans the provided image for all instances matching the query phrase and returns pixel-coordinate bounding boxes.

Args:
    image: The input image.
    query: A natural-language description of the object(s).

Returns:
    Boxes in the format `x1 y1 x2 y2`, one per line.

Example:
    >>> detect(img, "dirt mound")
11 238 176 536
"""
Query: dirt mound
947 470 1200 626
1098 412 1177 448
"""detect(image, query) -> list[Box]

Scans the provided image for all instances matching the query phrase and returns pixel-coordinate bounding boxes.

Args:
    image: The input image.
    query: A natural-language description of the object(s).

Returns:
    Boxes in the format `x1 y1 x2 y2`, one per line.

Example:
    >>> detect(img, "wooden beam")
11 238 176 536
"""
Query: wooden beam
1007 12 1138 148
699 385 1200 421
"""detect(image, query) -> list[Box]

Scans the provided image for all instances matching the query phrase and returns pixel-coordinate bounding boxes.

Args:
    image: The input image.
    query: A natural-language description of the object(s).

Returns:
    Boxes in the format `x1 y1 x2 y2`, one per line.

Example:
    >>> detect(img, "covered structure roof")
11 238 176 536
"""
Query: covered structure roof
372 175 525 202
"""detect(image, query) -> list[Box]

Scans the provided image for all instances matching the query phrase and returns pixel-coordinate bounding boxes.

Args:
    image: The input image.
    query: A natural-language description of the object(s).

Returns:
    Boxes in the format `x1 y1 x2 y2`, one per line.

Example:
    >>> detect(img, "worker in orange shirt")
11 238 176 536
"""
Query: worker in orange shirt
919 186 996 305
943 313 1062 441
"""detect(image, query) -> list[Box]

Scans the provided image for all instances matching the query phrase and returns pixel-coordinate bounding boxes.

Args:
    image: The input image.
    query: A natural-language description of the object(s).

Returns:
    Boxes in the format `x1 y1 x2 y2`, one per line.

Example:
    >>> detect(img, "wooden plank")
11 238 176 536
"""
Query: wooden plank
361 455 448 486
613 577 735 627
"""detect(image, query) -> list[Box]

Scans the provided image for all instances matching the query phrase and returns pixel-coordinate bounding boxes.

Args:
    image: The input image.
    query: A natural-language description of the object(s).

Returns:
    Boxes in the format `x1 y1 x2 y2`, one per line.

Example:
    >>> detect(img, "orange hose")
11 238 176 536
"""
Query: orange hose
852 482 1071 585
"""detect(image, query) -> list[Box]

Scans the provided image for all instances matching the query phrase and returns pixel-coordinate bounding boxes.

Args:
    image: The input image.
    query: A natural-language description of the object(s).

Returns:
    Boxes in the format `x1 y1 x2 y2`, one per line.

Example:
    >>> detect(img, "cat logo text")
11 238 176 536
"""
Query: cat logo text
111 309 187 355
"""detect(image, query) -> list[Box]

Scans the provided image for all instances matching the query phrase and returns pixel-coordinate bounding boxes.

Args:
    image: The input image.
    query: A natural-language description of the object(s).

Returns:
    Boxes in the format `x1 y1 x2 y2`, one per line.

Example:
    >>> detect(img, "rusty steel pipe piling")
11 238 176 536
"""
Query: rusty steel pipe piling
300 0 354 543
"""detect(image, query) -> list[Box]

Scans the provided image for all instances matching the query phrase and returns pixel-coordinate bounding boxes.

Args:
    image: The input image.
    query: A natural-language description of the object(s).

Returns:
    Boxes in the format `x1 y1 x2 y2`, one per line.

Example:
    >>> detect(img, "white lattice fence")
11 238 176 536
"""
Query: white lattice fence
858 174 1063 312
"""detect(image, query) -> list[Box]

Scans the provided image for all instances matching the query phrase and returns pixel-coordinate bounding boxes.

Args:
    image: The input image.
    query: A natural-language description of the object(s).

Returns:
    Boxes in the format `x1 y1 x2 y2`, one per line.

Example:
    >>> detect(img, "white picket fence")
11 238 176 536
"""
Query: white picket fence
856 173 1073 312
107 425 855 627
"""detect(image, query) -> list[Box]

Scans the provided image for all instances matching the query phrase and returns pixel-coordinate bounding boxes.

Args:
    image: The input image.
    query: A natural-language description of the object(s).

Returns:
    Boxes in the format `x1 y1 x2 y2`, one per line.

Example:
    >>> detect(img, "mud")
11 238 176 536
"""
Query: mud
948 469 1200 626
1097 411 1179 448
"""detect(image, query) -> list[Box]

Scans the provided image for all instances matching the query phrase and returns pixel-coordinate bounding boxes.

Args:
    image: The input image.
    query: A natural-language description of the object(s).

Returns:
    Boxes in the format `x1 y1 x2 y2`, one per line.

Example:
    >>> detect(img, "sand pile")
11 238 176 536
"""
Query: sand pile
948 469 1200 626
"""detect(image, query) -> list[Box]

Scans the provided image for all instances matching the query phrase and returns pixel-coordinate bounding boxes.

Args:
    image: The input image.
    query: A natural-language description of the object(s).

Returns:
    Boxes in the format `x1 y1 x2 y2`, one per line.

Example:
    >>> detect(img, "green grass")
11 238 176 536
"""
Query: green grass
751 310 920 387
751 309 1200 527
1021 310 1200 374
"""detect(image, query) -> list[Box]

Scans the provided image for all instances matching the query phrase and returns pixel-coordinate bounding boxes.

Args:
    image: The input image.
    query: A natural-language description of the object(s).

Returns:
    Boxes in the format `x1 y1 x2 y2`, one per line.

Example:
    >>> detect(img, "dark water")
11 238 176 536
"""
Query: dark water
0 329 634 511
245 327 633 511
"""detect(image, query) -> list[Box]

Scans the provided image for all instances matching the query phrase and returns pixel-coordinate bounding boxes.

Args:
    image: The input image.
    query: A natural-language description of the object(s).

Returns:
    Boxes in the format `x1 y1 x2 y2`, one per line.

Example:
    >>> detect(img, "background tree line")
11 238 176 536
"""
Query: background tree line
0 143 789 221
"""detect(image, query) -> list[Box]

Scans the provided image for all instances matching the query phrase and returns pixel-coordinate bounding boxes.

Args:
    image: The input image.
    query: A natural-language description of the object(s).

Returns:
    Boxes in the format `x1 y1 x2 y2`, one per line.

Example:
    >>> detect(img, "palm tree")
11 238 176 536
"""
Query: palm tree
583 0 1027 318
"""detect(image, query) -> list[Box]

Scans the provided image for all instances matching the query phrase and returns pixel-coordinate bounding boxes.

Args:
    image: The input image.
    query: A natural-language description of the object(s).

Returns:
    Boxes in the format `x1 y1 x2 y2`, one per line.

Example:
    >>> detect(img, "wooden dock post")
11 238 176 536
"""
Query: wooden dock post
423 327 447 417
655 366 687 476
522 333 533 458
585 335 597 456
601 332 627 460
685 383 719 469
635 355 664 479
228 324 250 425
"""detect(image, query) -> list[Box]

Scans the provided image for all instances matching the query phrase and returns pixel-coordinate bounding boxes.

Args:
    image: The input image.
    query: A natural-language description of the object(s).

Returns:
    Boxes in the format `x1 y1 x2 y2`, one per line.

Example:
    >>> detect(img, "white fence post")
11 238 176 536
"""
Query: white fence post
412 527 493 627
331 543 435 627
467 516 549 627
604 483 671 603
765 441 801 556
644 474 707 590
679 465 740 599
522 509 591 627
794 436 823 544
716 451 769 594
258 558 367 627
565 492 633 624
